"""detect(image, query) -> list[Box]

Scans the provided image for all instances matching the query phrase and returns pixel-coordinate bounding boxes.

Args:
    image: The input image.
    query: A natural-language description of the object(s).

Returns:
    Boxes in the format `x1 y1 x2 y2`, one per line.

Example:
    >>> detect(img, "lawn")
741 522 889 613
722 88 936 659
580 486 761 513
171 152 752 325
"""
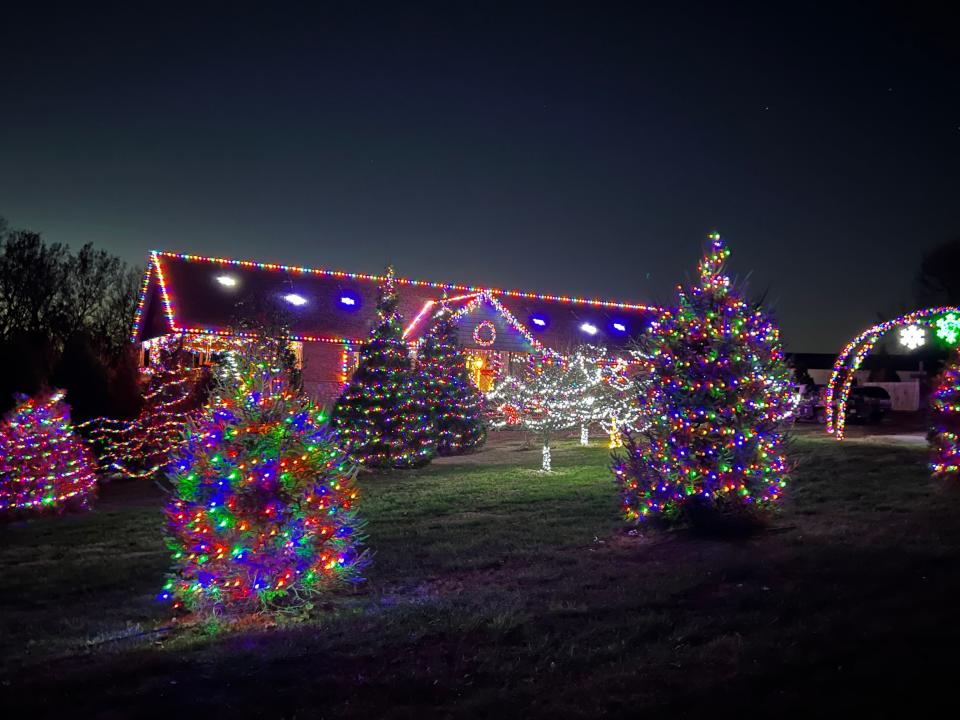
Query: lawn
2 431 960 718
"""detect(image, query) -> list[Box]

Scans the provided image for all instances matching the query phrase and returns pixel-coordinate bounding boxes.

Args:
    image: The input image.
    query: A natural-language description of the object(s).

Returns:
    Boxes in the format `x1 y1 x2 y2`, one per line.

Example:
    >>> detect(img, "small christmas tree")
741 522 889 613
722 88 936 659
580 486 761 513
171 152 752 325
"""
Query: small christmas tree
488 356 584 471
613 233 793 526
87 337 207 479
0 391 98 515
929 349 960 478
161 337 367 615
332 268 436 468
419 303 486 455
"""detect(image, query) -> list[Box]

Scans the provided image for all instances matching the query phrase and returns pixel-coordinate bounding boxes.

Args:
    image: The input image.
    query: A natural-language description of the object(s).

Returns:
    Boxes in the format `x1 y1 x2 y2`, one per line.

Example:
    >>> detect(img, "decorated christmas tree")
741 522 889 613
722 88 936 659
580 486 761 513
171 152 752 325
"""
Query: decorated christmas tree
0 390 98 515
332 268 436 468
613 233 793 526
487 355 584 471
85 337 208 479
161 336 367 616
418 302 486 455
929 349 960 478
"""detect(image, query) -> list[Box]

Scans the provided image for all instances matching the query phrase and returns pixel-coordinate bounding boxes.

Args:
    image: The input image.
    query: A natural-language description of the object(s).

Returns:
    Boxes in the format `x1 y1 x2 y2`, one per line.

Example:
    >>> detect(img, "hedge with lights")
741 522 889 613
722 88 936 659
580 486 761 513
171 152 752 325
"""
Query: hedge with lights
418 303 486 455
332 268 436 468
1 391 98 515
929 349 960 479
613 234 793 527
161 336 367 615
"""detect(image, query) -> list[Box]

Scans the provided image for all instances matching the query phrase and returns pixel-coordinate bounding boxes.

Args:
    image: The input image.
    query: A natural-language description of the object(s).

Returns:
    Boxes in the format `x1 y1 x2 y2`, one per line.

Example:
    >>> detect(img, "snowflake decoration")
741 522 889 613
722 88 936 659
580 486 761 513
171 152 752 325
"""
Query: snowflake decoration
899 324 926 350
936 314 960 345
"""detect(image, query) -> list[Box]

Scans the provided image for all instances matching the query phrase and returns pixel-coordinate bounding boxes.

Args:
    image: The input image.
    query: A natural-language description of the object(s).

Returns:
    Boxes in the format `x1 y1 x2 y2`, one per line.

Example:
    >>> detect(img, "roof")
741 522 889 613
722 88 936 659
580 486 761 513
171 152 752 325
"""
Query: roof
133 251 660 354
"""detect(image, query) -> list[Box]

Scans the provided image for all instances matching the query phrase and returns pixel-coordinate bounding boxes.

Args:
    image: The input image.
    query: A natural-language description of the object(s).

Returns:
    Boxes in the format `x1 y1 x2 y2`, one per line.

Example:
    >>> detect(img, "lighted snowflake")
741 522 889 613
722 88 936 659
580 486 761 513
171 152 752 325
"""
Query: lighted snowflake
936 313 960 345
899 324 926 350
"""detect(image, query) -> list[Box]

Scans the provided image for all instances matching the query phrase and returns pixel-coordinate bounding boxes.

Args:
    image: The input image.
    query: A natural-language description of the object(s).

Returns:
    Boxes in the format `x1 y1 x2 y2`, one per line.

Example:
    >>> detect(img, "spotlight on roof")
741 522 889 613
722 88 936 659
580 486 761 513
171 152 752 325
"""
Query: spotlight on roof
338 290 360 309
530 314 548 328
284 293 308 306
580 322 598 335
216 275 238 287
612 322 627 333
339 295 356 306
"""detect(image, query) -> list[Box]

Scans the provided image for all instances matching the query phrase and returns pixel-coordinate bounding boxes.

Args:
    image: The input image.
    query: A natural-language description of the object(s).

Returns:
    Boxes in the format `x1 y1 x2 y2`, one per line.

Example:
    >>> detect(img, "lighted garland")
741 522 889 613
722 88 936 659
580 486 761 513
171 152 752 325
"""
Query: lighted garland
0 391 98 515
161 337 367 615
612 234 794 525
825 306 960 439
135 251 658 344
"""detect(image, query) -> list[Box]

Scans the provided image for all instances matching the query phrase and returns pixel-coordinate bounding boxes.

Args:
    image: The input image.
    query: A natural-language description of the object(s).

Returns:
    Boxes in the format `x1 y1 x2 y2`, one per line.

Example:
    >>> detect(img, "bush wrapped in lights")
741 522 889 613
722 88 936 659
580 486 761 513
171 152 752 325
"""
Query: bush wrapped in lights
161 337 367 615
418 302 486 455
929 349 960 478
613 233 793 527
332 268 436 468
0 391 98 515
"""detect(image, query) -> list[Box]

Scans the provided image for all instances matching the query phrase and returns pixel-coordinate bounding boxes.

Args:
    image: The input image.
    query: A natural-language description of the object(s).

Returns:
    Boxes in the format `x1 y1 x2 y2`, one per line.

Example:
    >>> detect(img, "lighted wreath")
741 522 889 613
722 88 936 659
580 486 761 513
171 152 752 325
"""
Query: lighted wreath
473 321 496 347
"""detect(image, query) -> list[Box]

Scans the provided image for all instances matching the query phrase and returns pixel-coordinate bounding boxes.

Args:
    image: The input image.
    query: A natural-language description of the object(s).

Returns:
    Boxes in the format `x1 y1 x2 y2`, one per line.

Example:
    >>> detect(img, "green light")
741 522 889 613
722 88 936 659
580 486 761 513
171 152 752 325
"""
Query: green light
937 313 960 345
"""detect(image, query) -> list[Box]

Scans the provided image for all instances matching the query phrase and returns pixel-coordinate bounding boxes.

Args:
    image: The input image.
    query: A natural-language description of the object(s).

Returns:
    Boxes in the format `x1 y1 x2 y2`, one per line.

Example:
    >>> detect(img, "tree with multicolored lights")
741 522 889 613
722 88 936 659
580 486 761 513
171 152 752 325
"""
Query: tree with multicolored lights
161 336 367 616
929 349 960 479
418 303 486 455
0 391 98 515
613 234 793 527
487 356 583 471
332 268 436 468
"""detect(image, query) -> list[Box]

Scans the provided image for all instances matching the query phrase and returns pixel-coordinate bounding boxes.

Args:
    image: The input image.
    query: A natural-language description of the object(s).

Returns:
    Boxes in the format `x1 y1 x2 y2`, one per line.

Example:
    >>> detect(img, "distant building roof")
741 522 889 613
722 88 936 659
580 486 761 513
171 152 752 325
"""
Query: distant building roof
133 251 660 354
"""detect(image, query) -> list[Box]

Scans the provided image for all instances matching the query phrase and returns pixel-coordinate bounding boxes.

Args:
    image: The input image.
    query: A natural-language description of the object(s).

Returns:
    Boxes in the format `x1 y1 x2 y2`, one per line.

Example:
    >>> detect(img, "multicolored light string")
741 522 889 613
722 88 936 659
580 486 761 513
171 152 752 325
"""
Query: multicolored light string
825 306 960 439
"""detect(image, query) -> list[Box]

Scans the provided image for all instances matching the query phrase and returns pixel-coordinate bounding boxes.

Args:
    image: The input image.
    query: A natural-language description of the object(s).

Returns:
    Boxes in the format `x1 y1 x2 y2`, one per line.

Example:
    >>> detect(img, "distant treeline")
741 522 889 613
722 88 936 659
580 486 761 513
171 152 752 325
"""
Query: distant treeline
0 216 142 418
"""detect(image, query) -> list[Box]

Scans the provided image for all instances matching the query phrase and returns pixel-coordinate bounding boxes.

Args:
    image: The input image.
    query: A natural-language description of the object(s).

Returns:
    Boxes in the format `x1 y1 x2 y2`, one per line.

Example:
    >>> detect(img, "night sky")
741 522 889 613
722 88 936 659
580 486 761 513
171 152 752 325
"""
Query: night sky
1 2 957 352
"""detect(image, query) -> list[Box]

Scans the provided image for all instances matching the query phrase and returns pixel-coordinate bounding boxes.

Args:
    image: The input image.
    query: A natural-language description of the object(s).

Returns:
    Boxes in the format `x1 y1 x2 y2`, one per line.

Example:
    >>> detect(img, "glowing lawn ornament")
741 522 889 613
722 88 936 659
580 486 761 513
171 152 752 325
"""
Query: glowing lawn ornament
899 324 926 350
937 314 960 345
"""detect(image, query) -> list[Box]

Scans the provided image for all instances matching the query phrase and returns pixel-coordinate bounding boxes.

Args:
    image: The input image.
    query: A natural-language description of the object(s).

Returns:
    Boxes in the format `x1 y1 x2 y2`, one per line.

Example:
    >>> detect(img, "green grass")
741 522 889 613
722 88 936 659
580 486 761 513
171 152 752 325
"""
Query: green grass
3 432 960 718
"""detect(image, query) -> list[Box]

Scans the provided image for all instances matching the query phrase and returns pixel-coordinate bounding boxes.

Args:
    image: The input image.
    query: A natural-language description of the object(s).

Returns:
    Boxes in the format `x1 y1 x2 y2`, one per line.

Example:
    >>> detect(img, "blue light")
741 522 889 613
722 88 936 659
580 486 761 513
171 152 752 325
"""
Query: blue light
580 322 598 335
612 321 628 333
530 314 548 329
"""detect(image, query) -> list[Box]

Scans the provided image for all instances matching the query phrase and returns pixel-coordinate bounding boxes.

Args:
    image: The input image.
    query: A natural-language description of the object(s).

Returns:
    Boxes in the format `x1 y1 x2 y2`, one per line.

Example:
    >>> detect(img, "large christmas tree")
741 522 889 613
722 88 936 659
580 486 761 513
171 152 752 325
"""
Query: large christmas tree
929 349 960 478
0 391 98 515
418 303 486 455
332 268 436 468
162 337 367 615
613 233 793 526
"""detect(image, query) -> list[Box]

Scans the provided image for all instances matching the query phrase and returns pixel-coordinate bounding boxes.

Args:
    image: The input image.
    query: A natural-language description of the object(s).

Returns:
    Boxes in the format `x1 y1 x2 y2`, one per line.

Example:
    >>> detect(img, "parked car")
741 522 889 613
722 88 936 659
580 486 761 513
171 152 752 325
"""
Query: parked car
794 384 892 424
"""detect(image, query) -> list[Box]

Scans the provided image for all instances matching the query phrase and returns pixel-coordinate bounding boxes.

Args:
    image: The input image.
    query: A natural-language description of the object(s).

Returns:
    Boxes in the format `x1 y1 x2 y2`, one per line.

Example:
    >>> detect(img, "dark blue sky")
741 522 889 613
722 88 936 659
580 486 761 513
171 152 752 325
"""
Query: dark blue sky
1 2 957 351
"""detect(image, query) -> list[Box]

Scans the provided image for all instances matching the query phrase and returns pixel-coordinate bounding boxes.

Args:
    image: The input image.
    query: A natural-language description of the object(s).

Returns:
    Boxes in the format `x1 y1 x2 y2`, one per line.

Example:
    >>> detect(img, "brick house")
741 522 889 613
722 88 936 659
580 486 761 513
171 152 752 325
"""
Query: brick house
132 251 658 403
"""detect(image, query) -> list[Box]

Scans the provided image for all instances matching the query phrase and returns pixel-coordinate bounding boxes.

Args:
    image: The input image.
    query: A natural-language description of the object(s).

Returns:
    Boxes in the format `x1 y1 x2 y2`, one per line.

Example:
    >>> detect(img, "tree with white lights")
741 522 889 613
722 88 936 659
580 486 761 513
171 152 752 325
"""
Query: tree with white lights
487 356 583 471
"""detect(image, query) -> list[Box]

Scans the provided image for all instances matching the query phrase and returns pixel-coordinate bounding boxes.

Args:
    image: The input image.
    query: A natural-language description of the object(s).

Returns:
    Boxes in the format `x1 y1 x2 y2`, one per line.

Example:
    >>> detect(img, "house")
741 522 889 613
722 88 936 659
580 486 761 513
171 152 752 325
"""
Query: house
132 251 659 401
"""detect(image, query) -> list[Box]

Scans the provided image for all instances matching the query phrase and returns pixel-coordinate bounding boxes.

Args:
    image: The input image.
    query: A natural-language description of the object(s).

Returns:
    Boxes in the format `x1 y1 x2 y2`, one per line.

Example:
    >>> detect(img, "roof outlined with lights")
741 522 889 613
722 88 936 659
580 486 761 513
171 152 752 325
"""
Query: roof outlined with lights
133 250 660 352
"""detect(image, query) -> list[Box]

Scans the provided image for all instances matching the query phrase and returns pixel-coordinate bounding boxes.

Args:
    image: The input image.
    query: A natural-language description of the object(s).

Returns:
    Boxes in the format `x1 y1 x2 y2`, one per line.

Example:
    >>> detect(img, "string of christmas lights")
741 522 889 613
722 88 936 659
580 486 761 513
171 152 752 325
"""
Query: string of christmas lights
825 306 960 439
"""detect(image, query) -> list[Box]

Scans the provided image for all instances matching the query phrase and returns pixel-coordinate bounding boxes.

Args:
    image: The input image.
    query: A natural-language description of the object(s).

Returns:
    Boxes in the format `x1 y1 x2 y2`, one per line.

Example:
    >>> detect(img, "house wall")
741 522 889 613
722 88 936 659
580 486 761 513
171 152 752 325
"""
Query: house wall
302 342 346 407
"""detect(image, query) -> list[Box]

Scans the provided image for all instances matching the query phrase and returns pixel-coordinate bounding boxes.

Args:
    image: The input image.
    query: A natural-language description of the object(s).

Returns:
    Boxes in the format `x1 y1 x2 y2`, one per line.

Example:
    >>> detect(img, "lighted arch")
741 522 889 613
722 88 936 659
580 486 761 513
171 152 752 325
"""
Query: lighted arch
825 307 960 439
